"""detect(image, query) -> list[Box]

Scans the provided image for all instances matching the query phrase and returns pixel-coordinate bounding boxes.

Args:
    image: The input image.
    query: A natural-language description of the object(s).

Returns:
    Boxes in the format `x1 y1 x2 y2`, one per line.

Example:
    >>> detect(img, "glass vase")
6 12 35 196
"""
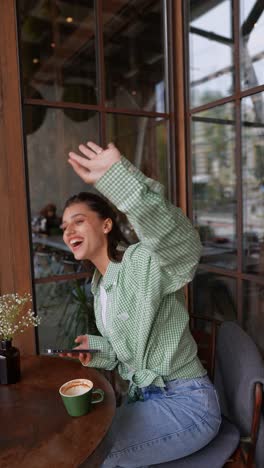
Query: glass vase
0 339 21 384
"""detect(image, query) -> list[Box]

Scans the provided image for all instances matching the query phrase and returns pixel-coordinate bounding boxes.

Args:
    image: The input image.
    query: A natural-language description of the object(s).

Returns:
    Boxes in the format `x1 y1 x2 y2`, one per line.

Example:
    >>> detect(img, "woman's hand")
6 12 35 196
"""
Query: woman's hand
59 334 92 366
73 334 92 366
68 141 121 185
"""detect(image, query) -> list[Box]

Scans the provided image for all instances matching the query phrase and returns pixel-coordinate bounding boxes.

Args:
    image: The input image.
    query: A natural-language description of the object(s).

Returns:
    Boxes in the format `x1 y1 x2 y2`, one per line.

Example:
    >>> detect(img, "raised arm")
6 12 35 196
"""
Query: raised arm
68 141 202 278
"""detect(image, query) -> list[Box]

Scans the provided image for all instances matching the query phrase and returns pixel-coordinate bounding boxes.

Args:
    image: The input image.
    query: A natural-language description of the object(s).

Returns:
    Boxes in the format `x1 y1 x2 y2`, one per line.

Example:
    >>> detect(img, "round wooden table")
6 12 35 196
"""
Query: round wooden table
0 356 116 468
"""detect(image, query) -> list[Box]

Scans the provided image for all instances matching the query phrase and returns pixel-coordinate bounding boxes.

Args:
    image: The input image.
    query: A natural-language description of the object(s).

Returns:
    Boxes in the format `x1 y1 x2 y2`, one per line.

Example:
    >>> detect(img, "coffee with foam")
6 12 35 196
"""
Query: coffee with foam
60 379 92 397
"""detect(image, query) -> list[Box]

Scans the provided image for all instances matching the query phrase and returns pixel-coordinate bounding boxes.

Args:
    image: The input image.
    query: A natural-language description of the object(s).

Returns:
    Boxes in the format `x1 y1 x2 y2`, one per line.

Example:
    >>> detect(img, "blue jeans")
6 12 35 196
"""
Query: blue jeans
101 375 221 468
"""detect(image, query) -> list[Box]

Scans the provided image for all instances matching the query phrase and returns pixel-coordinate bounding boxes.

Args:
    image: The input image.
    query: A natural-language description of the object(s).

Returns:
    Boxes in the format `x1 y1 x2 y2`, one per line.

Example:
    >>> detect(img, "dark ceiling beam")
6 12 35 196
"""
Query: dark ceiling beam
190 50 264 87
190 0 224 21
241 0 263 37
190 26 232 45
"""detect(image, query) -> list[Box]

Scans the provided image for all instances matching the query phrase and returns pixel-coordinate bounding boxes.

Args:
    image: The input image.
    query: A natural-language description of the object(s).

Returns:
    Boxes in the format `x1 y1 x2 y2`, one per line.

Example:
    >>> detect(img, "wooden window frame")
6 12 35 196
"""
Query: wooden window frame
0 0 187 354
183 0 264 322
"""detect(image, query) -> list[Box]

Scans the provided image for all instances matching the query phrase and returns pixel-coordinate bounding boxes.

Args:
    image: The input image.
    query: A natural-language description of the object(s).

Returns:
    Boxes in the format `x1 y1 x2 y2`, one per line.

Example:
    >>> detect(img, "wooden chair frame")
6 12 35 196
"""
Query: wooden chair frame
189 313 221 380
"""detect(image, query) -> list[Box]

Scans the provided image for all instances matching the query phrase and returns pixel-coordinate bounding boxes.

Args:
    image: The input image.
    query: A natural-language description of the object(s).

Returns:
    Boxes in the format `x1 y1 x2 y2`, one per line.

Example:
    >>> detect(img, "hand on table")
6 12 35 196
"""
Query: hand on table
68 141 121 185
59 335 92 366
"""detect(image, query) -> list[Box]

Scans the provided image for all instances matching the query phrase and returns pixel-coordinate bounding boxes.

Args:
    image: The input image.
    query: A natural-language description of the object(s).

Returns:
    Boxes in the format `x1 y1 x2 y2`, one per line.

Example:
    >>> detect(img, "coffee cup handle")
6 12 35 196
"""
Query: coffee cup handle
91 388 104 404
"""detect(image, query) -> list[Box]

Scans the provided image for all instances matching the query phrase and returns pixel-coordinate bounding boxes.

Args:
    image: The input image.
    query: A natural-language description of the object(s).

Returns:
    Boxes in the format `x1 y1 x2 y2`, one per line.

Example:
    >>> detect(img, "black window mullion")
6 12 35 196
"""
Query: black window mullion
95 0 106 146
234 0 243 323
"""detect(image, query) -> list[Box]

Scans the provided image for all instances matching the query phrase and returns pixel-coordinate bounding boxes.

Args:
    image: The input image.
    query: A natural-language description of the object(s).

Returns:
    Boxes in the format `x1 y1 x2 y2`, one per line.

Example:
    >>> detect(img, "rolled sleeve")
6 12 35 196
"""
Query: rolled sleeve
82 335 118 370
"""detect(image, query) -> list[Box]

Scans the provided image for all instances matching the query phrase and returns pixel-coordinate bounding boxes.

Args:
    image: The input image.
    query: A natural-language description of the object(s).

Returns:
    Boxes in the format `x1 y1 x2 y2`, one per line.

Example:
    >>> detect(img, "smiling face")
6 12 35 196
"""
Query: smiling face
62 202 112 269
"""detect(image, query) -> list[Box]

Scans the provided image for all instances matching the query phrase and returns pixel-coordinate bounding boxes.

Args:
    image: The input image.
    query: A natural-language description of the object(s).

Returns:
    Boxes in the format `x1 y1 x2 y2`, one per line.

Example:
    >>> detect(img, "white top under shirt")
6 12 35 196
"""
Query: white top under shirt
99 284 107 328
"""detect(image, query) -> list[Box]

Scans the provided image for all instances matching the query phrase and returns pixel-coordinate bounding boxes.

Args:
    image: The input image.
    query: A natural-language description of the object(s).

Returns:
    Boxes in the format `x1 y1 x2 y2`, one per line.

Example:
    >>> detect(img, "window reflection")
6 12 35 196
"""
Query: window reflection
106 114 168 184
189 0 234 108
25 106 99 278
19 0 97 104
242 92 264 274
240 0 264 90
37 277 99 352
106 113 168 243
193 271 237 322
33 238 89 279
103 0 166 111
192 103 237 269
243 281 264 354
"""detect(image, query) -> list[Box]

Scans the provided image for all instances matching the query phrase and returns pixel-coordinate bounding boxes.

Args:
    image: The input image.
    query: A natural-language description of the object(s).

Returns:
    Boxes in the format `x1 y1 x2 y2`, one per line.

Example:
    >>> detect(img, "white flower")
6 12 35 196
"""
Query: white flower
0 293 41 341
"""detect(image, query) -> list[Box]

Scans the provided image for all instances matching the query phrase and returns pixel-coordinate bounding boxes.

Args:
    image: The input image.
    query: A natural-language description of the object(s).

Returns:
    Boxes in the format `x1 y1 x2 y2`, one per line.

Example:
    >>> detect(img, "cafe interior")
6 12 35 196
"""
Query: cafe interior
0 0 264 466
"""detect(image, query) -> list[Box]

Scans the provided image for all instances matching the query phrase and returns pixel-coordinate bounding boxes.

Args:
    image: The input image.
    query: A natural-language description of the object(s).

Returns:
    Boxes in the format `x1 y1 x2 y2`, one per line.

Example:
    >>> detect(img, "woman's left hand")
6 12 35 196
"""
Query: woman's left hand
68 141 121 185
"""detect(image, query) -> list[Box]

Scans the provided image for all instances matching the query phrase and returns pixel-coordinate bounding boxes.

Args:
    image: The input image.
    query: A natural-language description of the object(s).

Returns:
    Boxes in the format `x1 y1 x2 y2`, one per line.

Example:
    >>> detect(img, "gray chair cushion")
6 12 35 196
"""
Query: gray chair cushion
215 322 264 467
150 418 240 468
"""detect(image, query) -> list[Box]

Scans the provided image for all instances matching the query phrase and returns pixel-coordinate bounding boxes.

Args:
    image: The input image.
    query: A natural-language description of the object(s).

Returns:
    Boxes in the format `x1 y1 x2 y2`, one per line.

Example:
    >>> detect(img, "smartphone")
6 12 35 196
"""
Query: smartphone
44 348 99 355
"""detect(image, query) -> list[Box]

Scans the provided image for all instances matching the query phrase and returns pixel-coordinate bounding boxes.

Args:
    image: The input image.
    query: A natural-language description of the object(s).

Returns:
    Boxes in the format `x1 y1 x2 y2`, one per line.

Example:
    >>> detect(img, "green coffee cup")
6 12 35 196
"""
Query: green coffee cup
59 378 104 417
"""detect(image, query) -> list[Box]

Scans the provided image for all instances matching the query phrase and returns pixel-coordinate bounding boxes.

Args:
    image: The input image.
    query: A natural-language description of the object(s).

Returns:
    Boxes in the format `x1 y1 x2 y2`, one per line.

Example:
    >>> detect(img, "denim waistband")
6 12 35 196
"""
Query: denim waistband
132 375 211 402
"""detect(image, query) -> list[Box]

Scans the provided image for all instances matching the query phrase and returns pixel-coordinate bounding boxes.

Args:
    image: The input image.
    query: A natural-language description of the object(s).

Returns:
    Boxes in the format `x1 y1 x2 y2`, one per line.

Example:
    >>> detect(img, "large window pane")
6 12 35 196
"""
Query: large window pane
37 277 99 352
193 271 237 321
106 114 168 243
25 106 99 278
243 280 264 355
189 0 234 108
103 0 166 111
242 92 264 274
192 103 237 269
240 1 264 91
19 1 98 104
106 114 168 186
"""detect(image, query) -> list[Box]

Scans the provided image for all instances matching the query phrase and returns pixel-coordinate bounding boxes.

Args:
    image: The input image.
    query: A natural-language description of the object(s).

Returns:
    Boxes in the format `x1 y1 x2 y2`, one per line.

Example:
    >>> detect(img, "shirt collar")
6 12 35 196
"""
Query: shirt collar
91 260 121 294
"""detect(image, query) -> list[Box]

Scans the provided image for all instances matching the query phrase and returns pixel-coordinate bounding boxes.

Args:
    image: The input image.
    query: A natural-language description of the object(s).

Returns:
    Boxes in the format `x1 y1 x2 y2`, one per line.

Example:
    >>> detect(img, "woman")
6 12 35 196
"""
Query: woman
62 141 221 467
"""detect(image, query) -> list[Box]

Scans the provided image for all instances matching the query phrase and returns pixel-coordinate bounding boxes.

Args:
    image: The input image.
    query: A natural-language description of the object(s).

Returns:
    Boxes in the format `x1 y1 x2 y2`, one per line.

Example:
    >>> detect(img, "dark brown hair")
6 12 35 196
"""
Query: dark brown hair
63 192 128 262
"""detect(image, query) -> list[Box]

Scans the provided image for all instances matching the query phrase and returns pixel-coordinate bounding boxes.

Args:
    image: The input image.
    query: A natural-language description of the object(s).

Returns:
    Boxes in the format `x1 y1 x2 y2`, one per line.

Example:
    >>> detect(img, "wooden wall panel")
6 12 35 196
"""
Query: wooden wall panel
0 0 35 354
173 0 188 214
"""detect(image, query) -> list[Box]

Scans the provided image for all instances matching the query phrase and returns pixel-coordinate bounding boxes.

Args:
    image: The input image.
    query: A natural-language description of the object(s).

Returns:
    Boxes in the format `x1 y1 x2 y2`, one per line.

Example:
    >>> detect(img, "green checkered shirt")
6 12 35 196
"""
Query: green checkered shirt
86 157 206 398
